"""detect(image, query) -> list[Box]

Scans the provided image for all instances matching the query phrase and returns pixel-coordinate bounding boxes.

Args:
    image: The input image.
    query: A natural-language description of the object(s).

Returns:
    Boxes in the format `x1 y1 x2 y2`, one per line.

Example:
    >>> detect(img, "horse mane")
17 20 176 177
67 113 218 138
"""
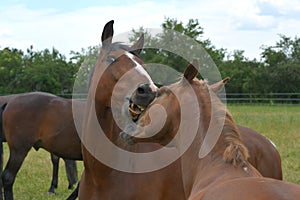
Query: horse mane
199 80 249 167
222 112 249 166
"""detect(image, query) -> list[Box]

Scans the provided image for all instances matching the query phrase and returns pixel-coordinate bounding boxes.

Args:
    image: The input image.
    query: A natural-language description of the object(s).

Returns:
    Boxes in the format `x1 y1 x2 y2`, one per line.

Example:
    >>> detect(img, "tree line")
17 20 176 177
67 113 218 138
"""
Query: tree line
1 18 300 101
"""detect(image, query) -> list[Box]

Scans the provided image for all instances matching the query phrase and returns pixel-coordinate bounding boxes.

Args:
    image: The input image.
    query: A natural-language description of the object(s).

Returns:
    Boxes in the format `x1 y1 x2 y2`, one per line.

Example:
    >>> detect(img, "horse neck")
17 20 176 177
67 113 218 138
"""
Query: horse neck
82 82 121 179
179 91 251 197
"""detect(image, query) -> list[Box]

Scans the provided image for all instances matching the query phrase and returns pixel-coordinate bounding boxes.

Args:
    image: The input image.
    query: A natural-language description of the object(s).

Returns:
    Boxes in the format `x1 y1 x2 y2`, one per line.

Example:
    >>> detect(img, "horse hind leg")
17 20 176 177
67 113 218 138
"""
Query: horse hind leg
66 181 79 200
48 153 59 194
0 103 7 200
2 149 28 200
64 159 78 190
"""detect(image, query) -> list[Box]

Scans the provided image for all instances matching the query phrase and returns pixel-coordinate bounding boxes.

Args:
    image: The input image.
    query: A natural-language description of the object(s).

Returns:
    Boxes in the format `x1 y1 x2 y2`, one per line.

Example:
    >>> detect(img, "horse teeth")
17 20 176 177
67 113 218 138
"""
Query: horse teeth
137 105 145 111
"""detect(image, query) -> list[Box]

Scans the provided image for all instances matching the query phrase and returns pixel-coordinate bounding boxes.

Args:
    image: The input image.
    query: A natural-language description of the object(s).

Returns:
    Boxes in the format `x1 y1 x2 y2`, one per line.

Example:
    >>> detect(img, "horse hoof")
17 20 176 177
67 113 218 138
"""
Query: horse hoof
68 185 74 190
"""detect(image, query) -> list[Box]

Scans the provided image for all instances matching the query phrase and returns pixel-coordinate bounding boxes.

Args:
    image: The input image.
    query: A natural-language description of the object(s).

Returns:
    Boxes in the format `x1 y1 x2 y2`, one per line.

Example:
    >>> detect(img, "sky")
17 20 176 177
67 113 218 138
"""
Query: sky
1 0 300 60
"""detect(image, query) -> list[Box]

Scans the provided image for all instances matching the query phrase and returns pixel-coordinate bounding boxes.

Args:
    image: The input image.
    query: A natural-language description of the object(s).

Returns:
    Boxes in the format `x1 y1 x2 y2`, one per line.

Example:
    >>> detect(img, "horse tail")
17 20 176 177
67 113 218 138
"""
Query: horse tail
0 103 7 199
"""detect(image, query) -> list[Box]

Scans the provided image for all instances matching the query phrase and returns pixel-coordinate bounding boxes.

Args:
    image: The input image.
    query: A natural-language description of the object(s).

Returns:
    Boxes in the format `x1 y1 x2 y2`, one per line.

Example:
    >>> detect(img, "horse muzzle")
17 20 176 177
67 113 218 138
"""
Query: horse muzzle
128 83 156 122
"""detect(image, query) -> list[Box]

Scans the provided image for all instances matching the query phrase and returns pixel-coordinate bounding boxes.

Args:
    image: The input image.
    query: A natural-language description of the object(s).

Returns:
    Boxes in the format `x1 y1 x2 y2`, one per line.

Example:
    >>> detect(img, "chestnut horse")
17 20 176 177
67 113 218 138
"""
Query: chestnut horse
0 94 78 195
123 61 300 199
78 20 185 199
0 92 83 200
125 75 282 181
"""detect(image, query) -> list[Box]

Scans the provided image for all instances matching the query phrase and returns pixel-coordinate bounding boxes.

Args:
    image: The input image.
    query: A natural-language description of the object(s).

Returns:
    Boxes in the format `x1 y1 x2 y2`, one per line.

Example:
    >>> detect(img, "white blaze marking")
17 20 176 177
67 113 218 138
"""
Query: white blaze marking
125 52 156 90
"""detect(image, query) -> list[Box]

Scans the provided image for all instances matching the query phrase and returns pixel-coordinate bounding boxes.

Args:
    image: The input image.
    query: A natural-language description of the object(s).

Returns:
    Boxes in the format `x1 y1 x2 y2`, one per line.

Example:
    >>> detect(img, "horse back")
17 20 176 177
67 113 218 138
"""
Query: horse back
2 92 82 159
196 177 300 200
238 125 282 180
3 92 56 141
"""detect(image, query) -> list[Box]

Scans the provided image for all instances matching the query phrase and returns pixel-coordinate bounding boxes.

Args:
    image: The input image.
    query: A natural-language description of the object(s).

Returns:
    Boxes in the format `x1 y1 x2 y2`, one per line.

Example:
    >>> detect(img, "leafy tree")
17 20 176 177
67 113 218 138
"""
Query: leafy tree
261 35 300 93
129 18 226 85
21 47 78 94
219 50 263 94
0 47 79 95
0 48 24 93
70 45 100 95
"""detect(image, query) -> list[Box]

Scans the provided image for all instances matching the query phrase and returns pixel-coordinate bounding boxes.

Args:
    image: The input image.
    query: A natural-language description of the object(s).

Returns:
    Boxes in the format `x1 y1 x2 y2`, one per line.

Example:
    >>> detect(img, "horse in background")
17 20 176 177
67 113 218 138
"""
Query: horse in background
123 60 300 199
0 94 78 195
0 92 83 200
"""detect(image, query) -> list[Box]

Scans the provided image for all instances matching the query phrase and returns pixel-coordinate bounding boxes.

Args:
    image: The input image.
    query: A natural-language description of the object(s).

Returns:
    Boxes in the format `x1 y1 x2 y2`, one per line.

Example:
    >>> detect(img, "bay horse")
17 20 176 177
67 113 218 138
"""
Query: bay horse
0 94 78 195
123 60 300 199
78 20 185 199
0 92 83 200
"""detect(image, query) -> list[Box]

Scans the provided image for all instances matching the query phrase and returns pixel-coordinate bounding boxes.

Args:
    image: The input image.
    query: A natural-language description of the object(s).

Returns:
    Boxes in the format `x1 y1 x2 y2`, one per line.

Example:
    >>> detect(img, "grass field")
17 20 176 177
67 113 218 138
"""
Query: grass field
1 105 300 199
228 105 300 184
2 146 84 200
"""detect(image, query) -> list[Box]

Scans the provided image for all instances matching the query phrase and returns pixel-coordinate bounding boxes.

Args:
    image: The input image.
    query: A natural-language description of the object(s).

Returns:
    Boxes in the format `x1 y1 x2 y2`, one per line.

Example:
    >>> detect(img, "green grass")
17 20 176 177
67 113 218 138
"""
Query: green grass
2 146 84 200
228 105 300 184
1 105 299 199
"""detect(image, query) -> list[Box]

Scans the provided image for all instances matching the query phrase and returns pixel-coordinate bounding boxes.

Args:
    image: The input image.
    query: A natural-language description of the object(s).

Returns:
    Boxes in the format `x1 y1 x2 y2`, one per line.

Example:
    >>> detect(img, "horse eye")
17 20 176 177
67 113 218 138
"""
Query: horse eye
106 56 116 63
156 91 162 97
156 87 169 97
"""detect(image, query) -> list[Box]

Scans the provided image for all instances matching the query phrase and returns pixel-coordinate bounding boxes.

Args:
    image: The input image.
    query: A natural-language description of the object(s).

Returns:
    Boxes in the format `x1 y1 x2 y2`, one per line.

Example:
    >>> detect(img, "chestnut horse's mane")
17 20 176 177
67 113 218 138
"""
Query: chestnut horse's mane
198 80 249 166
221 112 249 166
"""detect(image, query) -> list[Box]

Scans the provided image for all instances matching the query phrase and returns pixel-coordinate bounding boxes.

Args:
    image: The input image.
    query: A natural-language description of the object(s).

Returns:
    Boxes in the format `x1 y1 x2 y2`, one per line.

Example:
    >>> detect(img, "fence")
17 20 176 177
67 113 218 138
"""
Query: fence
60 93 300 105
223 93 300 105
2 93 299 105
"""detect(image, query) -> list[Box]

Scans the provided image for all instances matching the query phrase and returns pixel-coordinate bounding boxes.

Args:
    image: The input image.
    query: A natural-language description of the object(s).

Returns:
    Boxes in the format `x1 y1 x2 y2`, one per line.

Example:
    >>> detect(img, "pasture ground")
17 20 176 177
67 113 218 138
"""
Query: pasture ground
2 105 299 199
228 105 300 184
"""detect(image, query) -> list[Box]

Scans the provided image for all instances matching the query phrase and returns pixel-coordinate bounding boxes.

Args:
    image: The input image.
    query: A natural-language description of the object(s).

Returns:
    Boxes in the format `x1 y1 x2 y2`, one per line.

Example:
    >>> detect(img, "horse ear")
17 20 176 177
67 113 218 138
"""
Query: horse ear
101 20 114 48
210 77 230 93
183 59 199 82
131 34 144 55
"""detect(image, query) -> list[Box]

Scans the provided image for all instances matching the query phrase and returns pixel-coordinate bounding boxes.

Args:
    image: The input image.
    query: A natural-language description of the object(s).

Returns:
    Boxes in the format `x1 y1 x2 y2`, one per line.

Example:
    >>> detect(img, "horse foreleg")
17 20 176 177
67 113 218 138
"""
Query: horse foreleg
2 150 27 200
48 153 59 194
64 159 78 190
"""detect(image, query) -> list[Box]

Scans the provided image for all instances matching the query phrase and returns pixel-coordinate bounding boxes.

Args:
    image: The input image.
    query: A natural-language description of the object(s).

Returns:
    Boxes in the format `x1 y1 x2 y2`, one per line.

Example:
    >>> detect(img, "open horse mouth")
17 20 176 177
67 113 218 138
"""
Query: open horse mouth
127 83 156 122
128 100 146 122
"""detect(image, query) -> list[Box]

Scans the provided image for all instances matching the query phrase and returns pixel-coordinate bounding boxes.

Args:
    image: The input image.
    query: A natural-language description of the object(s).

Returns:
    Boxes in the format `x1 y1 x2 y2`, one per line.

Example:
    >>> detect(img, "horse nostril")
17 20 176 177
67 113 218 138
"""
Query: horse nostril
137 86 145 94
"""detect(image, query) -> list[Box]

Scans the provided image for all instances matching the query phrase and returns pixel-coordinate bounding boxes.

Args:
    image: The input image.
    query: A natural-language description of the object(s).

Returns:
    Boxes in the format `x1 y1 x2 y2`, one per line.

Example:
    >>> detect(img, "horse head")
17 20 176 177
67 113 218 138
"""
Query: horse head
121 60 248 166
88 20 157 111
